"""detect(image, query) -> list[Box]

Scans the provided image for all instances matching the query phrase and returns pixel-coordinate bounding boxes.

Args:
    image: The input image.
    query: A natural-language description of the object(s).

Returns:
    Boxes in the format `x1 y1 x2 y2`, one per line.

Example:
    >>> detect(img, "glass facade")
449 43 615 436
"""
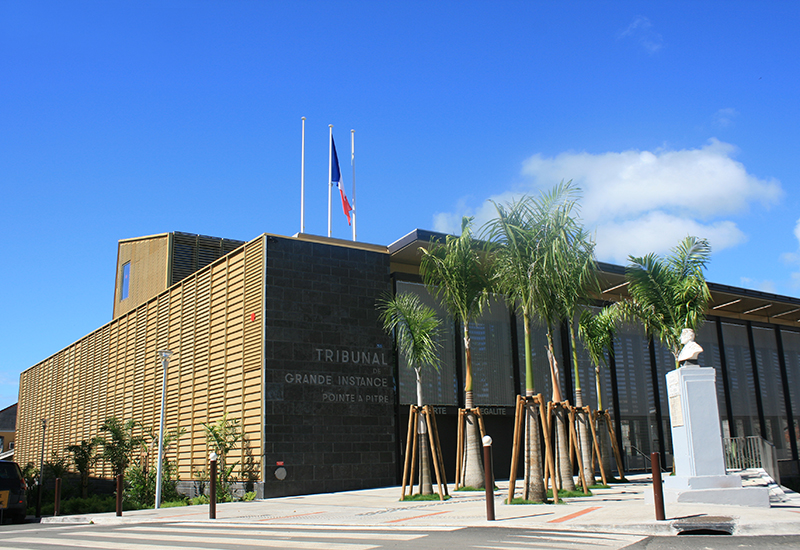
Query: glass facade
780 329 800 456
393 274 799 469
720 321 761 439
751 324 790 459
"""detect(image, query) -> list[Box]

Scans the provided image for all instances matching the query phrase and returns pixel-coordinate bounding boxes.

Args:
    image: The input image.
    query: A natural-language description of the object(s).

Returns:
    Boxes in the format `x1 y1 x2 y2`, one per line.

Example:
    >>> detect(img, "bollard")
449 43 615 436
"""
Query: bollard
650 452 665 521
209 452 218 520
482 435 495 521
116 474 123 517
54 478 61 516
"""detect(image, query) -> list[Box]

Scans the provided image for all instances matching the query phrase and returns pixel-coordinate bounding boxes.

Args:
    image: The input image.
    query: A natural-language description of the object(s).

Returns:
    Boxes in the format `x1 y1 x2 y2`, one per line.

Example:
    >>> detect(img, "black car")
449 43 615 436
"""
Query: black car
0 460 27 523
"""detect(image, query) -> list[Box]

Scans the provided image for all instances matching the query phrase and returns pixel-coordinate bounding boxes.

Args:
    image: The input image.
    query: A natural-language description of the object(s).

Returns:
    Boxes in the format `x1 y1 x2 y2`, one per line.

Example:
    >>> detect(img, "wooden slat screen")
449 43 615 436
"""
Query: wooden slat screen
17 236 265 484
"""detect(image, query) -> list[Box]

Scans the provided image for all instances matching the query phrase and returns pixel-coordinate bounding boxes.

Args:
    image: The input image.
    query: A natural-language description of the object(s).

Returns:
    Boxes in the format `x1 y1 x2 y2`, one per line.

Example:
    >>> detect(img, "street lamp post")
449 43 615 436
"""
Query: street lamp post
36 418 47 517
155 350 172 509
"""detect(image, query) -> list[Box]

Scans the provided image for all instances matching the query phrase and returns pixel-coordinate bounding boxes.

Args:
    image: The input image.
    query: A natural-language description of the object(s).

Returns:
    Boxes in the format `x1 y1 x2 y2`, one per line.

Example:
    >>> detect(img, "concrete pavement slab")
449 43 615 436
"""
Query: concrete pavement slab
40 471 800 537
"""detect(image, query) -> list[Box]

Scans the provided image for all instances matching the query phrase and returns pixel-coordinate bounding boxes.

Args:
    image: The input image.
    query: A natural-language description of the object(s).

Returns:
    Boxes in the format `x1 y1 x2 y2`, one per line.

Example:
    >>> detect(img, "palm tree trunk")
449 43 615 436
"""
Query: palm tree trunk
522 401 545 501
547 330 574 493
416 372 433 495
554 406 575 492
575 388 595 486
462 325 484 489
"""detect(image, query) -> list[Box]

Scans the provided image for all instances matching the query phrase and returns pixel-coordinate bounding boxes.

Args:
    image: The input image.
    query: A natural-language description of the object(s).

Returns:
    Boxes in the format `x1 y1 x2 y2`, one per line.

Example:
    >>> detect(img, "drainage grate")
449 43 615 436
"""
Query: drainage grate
673 516 735 535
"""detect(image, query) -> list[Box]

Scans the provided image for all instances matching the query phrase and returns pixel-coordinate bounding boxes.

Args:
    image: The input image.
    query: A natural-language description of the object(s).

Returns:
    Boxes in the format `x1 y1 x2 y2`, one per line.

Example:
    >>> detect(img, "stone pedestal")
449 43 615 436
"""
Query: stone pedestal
660 365 769 508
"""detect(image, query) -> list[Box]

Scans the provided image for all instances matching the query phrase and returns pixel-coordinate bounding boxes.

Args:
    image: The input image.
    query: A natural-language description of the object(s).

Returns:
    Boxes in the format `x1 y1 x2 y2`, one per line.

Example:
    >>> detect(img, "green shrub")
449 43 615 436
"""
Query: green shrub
161 499 188 508
242 491 257 502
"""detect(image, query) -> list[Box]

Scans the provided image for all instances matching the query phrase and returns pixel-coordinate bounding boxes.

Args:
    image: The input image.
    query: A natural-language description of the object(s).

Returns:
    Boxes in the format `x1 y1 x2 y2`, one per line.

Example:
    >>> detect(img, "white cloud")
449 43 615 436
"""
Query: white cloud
779 218 800 288
714 108 739 128
432 139 782 264
595 212 746 264
740 277 777 294
619 16 664 54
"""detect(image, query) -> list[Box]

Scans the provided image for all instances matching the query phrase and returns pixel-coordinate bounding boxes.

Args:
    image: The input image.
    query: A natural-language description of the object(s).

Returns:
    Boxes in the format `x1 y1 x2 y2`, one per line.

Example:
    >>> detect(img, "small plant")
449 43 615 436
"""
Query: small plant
66 438 102 498
242 491 257 502
161 499 188 508
401 494 450 501
546 488 593 498
202 412 242 501
505 497 547 505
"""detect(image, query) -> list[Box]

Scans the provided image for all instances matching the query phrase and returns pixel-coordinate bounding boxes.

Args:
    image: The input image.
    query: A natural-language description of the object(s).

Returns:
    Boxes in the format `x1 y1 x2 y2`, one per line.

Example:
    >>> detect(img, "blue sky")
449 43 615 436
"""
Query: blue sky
1 1 798 407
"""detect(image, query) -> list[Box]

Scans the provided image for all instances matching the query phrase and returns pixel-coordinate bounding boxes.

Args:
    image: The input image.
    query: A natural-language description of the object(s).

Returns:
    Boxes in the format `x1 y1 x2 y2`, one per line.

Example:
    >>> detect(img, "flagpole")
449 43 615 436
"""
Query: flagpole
300 117 306 235
351 129 356 242
328 124 333 238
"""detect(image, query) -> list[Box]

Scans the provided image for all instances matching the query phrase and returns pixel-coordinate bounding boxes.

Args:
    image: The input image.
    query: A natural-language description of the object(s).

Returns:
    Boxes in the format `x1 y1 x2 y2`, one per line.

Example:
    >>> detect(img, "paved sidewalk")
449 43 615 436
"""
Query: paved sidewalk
41 471 800 537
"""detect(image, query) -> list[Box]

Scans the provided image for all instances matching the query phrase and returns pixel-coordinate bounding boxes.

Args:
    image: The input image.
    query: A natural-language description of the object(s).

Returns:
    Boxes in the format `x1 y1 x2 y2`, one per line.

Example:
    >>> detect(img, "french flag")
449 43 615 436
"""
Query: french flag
331 136 353 225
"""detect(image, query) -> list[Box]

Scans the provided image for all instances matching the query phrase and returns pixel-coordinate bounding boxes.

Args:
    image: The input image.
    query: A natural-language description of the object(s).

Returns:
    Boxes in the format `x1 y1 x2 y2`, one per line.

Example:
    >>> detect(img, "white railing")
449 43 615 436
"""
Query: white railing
724 435 780 484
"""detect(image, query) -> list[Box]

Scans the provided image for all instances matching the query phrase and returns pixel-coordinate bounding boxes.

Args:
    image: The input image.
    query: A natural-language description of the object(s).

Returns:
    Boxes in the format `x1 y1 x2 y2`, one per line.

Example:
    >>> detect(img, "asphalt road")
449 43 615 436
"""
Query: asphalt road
1 522 799 550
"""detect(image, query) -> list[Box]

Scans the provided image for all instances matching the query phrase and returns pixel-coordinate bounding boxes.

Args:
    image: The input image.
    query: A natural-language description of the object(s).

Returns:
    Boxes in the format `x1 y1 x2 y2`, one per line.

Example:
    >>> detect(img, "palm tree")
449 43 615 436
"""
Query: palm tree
615 236 712 367
528 181 589 493
483 196 547 501
578 307 616 411
419 216 491 489
578 306 617 478
100 417 147 478
553 215 598 487
67 437 102 498
379 292 441 495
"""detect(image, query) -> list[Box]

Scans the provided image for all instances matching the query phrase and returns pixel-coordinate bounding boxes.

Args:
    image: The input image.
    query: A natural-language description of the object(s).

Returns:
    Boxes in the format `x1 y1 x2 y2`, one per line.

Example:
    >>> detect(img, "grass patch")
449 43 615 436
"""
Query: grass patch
546 488 593 498
504 497 548 505
588 484 609 489
401 493 451 501
160 500 188 508
455 485 498 492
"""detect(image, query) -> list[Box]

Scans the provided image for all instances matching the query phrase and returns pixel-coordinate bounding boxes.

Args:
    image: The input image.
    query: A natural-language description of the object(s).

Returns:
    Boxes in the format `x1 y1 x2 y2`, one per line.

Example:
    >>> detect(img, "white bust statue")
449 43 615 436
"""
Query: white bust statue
677 328 703 365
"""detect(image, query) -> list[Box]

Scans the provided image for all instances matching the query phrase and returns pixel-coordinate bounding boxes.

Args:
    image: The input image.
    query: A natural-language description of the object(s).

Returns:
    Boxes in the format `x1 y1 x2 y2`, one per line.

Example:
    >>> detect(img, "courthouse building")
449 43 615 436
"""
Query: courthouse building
14 229 800 497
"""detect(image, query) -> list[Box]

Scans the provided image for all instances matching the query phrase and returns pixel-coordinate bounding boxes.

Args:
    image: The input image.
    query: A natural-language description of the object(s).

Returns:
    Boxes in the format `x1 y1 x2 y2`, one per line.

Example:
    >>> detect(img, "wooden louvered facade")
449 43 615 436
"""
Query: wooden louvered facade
113 232 245 319
18 236 266 482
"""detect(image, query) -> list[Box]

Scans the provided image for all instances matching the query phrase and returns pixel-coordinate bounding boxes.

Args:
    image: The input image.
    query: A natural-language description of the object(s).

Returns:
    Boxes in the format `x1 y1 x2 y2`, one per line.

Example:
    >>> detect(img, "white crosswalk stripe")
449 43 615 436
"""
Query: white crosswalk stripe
475 531 645 550
3 524 429 550
121 525 427 540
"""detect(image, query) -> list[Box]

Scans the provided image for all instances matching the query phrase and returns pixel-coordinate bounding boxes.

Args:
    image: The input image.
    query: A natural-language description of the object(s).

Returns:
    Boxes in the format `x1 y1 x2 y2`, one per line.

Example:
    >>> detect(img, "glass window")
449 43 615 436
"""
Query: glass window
467 296 515 406
515 313 559 401
612 321 657 471
695 320 728 434
395 281 458 406
120 262 131 301
752 324 790 458
720 321 761 439
779 328 800 454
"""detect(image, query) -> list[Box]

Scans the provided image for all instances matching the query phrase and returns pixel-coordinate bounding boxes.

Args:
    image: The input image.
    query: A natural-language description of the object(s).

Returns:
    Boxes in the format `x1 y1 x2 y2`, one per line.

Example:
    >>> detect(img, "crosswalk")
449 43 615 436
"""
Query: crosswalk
2 523 433 550
1 523 645 550
475 529 645 549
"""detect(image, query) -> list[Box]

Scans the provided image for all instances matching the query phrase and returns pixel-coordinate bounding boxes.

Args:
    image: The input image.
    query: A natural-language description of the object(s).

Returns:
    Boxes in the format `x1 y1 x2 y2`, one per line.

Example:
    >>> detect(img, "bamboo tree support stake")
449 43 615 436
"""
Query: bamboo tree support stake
426 405 449 497
455 408 465 489
603 411 626 480
456 407 486 489
567 405 589 494
401 405 417 500
475 407 486 440
424 407 447 501
507 395 525 503
541 398 558 504
410 408 420 495
586 407 607 486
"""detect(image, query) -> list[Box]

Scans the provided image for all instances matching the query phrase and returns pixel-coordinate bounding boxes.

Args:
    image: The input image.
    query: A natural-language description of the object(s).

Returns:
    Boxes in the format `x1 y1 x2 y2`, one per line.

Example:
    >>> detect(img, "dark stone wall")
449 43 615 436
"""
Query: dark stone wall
262 237 395 498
